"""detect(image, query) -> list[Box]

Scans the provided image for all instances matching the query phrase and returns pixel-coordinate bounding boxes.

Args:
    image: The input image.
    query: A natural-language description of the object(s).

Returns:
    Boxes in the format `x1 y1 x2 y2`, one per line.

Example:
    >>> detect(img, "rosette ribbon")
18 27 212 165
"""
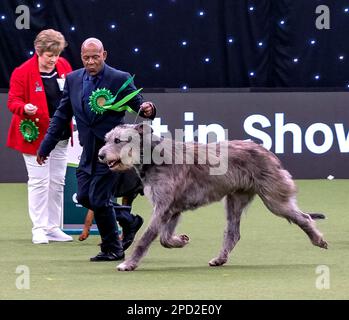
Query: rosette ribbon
19 119 39 142
89 75 142 115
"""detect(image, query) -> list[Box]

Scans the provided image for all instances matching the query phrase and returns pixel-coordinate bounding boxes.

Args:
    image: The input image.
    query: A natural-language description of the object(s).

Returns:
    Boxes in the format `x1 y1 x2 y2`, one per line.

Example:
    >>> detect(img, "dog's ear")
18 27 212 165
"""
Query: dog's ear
135 122 153 135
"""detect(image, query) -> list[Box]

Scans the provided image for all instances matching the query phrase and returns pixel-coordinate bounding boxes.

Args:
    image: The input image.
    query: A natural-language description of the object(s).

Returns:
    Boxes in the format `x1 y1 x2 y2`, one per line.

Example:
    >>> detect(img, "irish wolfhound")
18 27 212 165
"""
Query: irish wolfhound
98 123 328 271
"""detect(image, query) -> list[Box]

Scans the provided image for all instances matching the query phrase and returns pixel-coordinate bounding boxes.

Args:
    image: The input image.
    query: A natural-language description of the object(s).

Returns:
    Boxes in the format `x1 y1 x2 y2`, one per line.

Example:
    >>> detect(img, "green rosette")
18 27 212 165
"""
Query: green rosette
20 119 39 142
88 76 142 115
89 88 113 114
104 75 136 106
103 88 142 114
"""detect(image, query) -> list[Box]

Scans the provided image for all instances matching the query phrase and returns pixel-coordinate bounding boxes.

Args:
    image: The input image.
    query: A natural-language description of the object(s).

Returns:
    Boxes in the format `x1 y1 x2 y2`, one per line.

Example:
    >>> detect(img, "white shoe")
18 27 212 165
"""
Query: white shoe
47 229 73 242
32 231 49 244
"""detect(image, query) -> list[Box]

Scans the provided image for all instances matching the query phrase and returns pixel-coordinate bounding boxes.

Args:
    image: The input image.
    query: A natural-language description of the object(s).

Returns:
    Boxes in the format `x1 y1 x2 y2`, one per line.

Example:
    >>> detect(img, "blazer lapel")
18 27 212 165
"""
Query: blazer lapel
70 69 89 124
90 65 112 123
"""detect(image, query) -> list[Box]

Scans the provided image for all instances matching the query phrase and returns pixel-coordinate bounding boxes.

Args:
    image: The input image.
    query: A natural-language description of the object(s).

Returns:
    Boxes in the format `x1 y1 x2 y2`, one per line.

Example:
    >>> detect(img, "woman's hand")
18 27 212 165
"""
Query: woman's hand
24 103 38 115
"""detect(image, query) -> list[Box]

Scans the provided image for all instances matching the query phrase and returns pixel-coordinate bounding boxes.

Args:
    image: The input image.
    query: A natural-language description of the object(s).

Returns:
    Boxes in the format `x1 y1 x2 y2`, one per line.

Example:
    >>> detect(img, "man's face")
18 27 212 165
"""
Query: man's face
81 44 107 76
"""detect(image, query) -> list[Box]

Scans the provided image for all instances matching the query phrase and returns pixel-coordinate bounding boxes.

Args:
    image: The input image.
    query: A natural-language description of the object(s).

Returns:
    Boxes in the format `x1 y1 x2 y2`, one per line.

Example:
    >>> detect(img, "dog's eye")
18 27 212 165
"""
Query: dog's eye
114 137 132 144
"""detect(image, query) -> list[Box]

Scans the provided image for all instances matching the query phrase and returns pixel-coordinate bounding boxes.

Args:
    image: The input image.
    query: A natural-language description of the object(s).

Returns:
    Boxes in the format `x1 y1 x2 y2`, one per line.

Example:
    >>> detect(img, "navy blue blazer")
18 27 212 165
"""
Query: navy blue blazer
38 64 155 174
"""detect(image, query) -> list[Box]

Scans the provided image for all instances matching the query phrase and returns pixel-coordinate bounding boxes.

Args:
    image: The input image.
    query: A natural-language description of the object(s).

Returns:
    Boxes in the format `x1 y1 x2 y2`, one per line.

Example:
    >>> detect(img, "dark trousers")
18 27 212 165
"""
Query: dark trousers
76 162 134 253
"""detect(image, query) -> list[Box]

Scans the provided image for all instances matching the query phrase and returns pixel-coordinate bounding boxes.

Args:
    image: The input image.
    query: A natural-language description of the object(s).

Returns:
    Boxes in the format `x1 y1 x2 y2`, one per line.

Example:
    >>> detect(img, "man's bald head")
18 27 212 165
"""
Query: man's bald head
81 38 104 52
81 38 107 76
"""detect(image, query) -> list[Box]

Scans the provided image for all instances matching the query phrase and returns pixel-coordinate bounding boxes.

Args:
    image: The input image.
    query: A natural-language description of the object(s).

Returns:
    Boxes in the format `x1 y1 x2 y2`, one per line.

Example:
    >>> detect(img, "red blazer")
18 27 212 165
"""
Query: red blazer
7 55 73 155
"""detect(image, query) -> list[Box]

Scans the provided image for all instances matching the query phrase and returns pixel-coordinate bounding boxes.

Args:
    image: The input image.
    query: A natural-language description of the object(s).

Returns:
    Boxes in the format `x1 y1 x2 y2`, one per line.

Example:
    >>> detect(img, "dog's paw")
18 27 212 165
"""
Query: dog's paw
208 257 227 267
160 234 190 248
176 234 190 247
179 234 190 243
317 238 328 249
310 232 329 249
78 229 90 241
117 261 137 271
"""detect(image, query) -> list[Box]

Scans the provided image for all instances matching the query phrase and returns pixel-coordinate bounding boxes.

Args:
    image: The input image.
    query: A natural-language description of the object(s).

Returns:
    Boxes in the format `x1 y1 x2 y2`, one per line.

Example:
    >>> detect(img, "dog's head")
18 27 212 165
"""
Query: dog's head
98 123 153 171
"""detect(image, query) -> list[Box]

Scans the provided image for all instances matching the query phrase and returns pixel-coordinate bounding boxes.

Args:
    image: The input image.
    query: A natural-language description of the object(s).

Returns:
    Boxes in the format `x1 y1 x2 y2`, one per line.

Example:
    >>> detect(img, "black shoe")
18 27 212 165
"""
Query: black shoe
122 215 144 251
90 251 125 262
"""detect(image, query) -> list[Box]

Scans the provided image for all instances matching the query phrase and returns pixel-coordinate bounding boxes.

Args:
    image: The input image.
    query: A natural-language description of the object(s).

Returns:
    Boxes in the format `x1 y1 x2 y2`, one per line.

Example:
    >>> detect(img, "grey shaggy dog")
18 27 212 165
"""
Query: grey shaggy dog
98 123 328 271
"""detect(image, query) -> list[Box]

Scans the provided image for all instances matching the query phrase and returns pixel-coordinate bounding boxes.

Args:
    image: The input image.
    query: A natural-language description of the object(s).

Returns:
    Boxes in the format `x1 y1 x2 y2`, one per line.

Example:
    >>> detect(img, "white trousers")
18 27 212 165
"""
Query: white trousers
23 140 69 235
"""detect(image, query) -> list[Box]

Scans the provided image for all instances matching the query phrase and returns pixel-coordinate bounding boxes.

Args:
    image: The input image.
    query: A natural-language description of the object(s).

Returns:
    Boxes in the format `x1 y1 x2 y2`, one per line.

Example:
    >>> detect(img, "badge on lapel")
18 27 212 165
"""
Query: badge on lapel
35 81 43 92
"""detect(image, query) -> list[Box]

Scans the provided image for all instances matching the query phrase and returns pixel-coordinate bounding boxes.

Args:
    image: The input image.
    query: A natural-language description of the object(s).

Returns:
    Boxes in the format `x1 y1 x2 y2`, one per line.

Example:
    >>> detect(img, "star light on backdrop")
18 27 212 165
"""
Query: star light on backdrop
0 0 348 89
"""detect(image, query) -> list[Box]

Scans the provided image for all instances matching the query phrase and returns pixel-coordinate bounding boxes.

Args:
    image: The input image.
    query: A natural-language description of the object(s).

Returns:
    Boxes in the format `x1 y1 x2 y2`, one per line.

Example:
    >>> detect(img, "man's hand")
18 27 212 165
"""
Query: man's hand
36 154 48 165
24 103 38 116
140 102 154 118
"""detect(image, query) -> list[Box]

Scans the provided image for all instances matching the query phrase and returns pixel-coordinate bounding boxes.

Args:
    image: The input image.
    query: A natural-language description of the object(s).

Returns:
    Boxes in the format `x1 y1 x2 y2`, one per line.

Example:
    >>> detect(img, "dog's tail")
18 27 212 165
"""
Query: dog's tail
308 213 326 220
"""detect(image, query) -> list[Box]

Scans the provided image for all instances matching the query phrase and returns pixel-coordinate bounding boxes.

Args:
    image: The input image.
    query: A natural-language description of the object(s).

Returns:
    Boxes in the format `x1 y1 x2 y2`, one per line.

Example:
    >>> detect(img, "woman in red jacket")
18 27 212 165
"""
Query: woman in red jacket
7 29 73 244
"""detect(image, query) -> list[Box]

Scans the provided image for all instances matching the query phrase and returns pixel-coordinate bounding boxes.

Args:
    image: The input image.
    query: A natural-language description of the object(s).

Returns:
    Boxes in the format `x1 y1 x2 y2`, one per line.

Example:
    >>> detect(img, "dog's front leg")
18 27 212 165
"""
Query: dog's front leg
117 209 163 271
209 192 253 267
159 212 190 248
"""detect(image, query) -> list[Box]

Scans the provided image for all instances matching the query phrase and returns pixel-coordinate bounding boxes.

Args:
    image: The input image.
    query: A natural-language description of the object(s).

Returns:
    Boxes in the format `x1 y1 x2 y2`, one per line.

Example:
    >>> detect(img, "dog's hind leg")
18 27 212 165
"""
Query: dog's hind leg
117 207 168 271
256 168 328 249
209 192 254 267
260 193 328 249
159 212 190 248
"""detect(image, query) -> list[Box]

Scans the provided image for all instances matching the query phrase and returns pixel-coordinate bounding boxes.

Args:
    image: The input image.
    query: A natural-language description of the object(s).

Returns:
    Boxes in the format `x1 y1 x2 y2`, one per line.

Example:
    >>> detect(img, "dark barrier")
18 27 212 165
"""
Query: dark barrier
0 93 28 182
1 91 348 181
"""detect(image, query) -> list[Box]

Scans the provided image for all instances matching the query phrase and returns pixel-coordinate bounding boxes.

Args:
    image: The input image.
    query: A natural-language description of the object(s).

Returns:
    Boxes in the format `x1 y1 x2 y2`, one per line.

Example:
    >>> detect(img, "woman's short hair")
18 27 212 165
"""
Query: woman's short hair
34 29 67 56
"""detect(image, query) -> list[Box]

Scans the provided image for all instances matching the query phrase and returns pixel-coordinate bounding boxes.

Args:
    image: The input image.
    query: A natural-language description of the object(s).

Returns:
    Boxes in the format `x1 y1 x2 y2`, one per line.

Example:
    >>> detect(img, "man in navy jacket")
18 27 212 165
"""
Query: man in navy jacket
37 38 156 261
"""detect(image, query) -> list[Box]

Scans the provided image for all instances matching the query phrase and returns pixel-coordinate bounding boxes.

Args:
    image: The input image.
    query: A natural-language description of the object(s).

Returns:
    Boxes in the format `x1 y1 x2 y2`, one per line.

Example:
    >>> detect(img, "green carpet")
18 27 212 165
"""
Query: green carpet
0 180 348 300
